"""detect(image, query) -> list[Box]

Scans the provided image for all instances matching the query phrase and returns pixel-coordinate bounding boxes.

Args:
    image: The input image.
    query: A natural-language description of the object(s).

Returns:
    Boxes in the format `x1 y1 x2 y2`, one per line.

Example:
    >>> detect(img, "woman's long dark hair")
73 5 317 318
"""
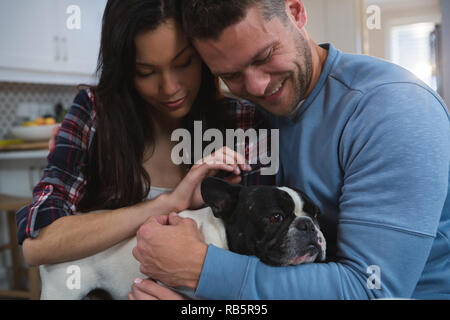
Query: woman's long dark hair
78 0 234 211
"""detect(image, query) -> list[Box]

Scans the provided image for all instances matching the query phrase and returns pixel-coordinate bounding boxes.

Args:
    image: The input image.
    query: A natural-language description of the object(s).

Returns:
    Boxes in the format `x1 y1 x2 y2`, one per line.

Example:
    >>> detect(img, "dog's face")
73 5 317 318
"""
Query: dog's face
201 178 326 266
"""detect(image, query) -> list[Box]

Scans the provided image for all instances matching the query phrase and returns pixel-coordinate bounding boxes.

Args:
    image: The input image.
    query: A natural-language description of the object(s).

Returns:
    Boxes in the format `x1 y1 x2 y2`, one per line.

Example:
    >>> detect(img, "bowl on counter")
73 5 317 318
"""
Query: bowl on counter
11 124 60 142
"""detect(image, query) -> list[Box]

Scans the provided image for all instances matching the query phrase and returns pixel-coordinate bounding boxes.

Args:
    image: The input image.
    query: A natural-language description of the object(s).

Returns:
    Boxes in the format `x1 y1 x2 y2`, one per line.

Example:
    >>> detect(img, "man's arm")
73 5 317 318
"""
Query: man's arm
134 84 449 299
195 84 449 299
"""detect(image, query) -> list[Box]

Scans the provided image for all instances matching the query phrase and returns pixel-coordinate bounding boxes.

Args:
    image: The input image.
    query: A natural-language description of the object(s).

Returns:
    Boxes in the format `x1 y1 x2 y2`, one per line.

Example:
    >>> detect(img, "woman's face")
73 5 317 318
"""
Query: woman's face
134 19 202 122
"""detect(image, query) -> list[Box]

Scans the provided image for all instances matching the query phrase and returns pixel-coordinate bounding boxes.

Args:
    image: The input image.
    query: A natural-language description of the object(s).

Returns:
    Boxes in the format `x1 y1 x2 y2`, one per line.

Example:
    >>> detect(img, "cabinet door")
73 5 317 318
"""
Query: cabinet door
0 0 60 73
54 0 107 77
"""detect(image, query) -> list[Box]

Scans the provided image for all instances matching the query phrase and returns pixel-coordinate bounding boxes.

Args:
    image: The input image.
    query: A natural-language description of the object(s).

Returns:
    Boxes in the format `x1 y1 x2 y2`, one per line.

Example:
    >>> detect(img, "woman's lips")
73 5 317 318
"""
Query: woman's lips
164 96 187 108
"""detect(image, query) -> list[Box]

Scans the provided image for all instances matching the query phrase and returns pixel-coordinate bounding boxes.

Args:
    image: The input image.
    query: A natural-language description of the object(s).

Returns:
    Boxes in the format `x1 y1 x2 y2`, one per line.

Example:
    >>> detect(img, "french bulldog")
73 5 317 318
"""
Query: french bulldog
39 177 326 299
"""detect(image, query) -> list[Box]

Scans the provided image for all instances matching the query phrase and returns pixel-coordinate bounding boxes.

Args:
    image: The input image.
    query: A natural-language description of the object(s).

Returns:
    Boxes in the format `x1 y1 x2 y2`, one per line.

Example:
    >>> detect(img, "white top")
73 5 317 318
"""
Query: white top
147 186 172 200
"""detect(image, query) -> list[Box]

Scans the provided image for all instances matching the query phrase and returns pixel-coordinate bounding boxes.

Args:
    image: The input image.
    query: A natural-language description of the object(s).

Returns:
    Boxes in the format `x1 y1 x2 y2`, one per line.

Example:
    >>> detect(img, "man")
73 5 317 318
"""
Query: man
131 0 450 299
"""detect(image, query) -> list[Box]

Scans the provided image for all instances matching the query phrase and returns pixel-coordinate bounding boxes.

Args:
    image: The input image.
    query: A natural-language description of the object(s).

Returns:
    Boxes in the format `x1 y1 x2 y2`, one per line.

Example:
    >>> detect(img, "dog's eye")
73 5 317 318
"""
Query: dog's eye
269 214 283 223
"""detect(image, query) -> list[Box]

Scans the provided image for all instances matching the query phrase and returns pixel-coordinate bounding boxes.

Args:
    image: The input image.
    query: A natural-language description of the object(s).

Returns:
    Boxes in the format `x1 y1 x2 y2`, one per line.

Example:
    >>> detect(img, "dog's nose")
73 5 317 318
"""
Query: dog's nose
296 219 315 233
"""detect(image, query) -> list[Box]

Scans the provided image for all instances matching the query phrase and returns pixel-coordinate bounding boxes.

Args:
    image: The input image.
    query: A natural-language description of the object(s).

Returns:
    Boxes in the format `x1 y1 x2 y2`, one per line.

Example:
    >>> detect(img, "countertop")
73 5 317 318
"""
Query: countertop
0 141 49 160
0 149 49 160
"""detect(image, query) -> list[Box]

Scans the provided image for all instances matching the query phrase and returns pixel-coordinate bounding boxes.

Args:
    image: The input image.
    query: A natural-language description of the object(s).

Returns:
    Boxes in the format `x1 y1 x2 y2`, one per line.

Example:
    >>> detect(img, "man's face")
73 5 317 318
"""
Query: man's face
193 5 313 117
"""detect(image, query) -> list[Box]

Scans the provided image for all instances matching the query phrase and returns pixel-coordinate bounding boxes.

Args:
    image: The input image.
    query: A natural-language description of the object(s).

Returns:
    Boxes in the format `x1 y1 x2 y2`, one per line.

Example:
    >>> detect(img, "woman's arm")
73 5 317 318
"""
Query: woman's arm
22 193 175 266
22 148 245 266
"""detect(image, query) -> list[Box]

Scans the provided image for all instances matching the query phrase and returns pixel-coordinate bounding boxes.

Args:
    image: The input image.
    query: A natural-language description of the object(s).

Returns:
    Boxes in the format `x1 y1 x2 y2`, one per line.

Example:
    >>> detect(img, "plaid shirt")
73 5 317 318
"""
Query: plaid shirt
16 89 275 245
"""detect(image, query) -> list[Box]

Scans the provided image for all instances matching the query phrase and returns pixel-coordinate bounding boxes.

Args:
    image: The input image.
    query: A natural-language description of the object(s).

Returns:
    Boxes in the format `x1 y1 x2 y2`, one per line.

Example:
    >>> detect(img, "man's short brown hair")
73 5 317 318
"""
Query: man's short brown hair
181 0 287 41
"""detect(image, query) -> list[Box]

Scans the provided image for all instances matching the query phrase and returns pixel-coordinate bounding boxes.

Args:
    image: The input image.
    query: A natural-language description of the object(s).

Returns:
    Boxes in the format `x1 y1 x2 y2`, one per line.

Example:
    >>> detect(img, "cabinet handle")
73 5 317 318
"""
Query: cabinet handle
53 36 60 61
61 37 68 62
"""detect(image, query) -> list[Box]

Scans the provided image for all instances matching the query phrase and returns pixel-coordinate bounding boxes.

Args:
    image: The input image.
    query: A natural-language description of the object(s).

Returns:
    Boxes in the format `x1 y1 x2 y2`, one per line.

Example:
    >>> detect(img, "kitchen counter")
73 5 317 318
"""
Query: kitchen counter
0 149 49 160
0 141 49 160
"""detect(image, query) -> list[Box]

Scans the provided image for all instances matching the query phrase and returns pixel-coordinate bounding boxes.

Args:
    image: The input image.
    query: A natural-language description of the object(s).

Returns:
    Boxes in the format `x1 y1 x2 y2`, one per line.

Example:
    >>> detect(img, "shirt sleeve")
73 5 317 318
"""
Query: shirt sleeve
194 83 450 299
16 89 97 245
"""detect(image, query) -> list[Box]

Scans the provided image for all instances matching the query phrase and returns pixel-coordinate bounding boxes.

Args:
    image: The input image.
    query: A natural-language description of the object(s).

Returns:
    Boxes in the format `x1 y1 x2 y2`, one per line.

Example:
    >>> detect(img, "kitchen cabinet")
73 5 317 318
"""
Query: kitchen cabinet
0 150 48 197
0 0 107 85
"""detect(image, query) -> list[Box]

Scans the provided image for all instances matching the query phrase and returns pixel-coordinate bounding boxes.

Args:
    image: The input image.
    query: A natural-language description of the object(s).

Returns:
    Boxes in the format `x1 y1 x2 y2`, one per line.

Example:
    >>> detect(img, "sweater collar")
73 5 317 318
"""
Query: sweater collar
288 43 340 122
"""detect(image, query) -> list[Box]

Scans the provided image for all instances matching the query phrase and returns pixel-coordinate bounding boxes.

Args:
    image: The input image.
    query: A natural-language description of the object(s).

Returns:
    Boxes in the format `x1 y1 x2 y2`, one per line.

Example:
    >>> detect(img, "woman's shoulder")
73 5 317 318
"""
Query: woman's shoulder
70 87 97 115
64 87 98 129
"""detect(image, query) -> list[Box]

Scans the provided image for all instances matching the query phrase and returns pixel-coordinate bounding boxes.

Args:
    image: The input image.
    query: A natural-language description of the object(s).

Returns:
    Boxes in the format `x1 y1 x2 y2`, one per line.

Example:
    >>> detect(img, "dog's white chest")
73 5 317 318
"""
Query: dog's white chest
40 207 227 300
179 207 228 250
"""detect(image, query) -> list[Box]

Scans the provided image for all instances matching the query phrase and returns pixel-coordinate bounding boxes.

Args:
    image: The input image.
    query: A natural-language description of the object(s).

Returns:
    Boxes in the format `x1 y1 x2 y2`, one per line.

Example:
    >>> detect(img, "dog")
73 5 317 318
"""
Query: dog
39 177 326 299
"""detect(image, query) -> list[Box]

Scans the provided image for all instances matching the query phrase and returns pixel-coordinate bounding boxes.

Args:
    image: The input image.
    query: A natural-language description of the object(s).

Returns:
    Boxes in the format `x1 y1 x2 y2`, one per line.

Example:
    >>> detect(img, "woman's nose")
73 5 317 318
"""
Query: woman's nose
160 71 181 97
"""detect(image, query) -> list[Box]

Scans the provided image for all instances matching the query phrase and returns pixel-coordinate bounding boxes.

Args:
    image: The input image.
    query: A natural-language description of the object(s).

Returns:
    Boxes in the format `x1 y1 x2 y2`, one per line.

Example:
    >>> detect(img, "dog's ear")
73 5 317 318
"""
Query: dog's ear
296 190 321 219
201 177 242 219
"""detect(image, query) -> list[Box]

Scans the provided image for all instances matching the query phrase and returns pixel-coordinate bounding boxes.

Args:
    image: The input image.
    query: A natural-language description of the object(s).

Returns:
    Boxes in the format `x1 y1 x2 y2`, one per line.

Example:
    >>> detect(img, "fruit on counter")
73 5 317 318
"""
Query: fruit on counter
0 139 24 146
21 117 57 127
45 118 56 125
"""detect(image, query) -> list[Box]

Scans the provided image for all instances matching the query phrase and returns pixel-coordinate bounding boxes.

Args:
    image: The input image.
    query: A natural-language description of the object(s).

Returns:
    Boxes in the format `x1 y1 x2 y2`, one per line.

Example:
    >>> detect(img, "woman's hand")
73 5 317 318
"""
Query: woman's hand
169 146 251 211
128 278 187 300
48 125 61 153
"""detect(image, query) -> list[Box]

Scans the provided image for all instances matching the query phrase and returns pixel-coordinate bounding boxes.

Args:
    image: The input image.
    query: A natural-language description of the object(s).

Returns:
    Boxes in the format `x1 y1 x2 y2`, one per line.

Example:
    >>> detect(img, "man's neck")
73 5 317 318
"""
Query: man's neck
304 40 329 99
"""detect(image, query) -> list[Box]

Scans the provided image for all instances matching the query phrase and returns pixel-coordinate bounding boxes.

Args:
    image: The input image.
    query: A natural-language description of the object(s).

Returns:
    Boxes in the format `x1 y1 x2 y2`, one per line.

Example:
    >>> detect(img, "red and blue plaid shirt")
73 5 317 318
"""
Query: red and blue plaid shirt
16 89 274 245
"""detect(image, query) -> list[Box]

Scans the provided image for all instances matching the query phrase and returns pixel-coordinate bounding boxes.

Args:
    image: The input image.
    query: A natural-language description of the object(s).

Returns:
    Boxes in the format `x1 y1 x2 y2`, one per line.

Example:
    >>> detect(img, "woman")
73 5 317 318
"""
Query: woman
16 0 271 299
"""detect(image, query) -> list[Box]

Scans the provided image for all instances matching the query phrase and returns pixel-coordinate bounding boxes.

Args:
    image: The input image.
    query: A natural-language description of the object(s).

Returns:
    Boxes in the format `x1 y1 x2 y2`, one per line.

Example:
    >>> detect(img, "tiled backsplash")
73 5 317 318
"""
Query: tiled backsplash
0 82 78 139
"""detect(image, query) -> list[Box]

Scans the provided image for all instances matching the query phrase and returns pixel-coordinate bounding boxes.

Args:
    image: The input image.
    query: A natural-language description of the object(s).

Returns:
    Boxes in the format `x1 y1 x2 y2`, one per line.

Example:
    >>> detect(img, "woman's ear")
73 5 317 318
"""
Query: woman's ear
285 0 307 29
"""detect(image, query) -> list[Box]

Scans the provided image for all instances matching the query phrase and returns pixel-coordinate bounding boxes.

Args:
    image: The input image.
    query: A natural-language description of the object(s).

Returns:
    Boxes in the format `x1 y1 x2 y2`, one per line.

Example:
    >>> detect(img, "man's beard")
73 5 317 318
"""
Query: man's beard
291 32 313 113
247 31 313 117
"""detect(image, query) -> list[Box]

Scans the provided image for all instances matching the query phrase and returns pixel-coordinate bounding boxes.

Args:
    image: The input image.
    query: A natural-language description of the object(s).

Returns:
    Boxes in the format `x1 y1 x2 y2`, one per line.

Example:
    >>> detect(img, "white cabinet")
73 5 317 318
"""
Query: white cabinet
52 0 106 76
0 0 58 73
0 0 107 85
0 152 48 197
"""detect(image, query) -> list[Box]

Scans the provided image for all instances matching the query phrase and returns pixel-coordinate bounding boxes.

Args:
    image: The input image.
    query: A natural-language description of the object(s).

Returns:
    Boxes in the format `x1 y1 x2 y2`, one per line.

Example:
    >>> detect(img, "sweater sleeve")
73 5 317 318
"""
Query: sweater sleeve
194 83 450 299
16 89 97 245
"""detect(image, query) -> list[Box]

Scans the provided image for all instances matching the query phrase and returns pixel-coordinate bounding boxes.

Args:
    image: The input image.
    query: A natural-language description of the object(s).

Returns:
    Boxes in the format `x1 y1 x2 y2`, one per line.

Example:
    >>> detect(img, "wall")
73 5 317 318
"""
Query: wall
441 0 450 105
303 0 364 54
0 82 77 140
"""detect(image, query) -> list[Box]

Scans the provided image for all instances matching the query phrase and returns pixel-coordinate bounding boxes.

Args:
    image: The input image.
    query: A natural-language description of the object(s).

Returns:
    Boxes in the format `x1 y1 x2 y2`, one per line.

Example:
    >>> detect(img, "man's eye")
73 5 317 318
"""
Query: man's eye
254 47 273 65
269 214 283 224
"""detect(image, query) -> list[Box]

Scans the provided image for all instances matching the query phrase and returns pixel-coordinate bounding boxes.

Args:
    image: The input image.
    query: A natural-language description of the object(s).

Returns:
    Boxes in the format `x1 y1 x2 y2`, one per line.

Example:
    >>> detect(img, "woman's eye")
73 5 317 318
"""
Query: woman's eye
269 214 283 224
136 70 155 78
176 57 192 69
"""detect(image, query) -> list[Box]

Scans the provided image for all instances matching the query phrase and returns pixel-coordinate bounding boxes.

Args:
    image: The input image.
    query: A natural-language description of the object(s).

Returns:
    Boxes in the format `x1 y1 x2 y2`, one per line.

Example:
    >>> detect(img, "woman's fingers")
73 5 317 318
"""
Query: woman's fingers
129 278 187 300
194 147 250 172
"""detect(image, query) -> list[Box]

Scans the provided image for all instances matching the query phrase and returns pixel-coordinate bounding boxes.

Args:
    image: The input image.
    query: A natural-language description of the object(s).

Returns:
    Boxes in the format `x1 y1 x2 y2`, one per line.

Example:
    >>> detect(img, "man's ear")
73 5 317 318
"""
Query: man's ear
285 0 307 29
201 177 242 220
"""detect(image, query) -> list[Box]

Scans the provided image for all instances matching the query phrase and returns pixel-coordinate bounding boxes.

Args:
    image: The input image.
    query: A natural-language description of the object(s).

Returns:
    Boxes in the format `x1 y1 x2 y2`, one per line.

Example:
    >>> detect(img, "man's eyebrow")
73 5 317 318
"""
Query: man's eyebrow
215 42 276 77
136 45 192 67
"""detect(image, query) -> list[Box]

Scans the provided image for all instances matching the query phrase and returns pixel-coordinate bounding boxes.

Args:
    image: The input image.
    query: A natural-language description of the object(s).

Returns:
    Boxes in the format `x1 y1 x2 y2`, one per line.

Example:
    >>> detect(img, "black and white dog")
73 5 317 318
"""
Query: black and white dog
39 178 326 299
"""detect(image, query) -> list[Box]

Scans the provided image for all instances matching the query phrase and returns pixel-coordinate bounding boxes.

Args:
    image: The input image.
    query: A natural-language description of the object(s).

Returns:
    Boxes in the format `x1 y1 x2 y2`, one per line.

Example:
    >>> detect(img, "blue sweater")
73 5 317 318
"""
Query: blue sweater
195 44 450 300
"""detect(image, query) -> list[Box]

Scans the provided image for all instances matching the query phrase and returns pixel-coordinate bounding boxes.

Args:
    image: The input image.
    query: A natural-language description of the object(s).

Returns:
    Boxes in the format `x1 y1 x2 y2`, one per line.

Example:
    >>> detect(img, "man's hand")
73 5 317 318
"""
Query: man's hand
128 278 187 300
132 213 208 289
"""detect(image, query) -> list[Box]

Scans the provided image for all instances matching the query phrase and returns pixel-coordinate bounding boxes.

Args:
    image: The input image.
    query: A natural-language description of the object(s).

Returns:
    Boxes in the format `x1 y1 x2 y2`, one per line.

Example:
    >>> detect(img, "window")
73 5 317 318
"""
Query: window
390 22 438 90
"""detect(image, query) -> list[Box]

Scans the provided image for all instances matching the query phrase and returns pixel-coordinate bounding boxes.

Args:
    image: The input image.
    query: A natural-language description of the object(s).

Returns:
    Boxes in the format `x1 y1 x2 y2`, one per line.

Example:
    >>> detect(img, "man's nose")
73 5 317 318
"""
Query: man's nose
243 67 270 97
160 71 181 97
